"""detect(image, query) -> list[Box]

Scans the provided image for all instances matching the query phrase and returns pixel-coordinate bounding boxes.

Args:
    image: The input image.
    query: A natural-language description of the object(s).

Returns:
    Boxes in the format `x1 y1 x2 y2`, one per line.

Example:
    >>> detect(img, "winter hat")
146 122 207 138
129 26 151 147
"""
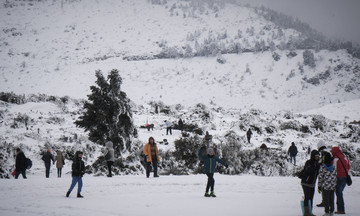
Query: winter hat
47 149 51 152
317 140 326 151
207 148 214 154
310 150 320 160
105 141 113 148
323 152 333 165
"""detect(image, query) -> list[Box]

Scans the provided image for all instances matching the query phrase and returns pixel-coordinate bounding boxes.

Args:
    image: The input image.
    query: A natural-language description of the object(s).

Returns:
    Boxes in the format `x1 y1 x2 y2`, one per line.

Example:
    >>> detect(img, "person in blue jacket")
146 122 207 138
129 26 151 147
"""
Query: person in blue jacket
198 146 228 197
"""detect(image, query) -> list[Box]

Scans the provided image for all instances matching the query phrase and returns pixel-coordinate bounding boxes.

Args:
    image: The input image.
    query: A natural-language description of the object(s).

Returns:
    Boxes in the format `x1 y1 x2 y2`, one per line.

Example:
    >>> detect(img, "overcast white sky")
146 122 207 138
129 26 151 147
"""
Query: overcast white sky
236 0 360 45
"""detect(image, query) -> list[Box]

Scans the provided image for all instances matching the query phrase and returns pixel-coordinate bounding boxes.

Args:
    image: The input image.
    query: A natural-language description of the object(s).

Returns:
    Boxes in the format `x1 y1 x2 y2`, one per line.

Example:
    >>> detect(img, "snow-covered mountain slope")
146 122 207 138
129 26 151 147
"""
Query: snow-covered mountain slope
1 0 359 113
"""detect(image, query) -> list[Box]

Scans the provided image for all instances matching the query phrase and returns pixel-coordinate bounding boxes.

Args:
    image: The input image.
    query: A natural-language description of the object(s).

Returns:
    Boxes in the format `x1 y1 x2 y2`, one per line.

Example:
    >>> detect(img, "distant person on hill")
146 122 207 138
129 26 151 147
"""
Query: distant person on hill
300 150 320 216
288 142 298 166
246 128 253 144
198 146 228 198
178 118 184 132
15 148 27 179
143 137 159 178
66 151 85 198
103 141 115 177
42 149 54 178
316 140 330 207
165 120 173 135
331 146 350 214
317 152 337 216
54 150 65 178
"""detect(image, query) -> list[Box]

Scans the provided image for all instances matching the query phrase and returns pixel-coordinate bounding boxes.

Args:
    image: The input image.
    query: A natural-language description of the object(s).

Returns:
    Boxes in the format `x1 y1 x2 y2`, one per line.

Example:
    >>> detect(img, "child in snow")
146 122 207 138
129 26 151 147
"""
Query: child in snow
317 152 337 216
66 151 85 198
198 146 228 197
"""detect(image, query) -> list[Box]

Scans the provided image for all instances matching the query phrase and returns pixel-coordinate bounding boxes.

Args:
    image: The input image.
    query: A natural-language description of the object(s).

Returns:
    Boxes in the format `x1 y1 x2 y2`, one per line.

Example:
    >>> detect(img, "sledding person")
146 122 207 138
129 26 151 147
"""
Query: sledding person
42 149 54 178
15 148 27 179
103 141 115 177
246 128 253 144
198 146 228 197
316 140 330 207
54 150 65 178
300 150 320 216
331 146 350 215
288 142 298 166
317 152 337 216
66 151 85 198
143 137 159 178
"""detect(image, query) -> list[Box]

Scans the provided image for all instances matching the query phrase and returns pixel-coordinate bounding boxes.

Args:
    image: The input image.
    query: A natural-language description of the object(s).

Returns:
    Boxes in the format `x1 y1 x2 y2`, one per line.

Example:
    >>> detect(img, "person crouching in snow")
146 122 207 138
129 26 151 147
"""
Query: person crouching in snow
66 151 85 198
317 152 337 216
198 146 228 197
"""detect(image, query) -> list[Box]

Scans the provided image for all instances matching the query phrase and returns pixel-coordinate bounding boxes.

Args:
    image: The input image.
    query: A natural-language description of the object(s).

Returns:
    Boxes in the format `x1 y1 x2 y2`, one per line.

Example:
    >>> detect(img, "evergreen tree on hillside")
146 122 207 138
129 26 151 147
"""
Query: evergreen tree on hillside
75 69 137 154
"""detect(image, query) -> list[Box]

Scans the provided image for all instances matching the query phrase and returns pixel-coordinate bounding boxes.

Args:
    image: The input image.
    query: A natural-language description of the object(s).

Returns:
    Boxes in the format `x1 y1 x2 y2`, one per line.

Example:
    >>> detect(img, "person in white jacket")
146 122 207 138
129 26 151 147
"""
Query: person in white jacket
103 141 115 177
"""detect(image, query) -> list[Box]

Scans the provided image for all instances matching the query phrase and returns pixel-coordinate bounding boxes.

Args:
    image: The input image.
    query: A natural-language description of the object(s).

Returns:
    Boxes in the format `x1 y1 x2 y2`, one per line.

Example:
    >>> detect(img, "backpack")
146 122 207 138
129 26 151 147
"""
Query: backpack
26 158 32 169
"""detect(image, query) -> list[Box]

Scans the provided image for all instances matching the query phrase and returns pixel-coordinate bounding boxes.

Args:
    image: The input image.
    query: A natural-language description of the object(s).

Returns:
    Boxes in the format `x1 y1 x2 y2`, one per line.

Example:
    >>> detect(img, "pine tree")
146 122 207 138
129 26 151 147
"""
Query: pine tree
75 69 137 154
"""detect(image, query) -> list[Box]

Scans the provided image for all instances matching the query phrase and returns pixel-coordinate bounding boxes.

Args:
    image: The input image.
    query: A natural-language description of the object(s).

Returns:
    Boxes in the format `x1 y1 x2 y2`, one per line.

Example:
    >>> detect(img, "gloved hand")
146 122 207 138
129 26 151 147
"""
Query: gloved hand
318 187 322 193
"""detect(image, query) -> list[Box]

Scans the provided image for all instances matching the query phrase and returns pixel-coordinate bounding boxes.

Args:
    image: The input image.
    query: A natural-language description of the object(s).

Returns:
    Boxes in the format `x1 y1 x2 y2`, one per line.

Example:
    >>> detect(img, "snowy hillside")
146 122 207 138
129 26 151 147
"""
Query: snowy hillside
1 0 359 113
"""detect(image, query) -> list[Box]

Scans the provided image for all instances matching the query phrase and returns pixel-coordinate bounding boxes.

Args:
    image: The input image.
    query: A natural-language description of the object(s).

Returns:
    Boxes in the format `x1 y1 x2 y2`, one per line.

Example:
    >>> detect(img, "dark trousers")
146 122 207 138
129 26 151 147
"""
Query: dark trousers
57 168 62 178
15 170 27 179
107 161 114 177
302 185 315 208
322 189 335 213
146 159 158 177
247 136 251 143
206 173 215 193
335 177 347 212
45 163 51 178
166 127 172 135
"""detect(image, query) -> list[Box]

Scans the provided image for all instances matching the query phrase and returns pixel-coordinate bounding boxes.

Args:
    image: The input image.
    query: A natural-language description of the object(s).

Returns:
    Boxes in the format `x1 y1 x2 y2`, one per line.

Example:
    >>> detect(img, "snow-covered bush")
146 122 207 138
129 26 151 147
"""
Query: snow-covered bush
303 50 316 68
173 135 202 172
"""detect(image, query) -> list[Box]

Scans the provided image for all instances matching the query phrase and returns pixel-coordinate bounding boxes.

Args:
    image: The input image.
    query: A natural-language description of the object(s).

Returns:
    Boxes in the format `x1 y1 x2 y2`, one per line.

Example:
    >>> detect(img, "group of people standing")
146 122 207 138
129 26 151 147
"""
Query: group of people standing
300 141 351 216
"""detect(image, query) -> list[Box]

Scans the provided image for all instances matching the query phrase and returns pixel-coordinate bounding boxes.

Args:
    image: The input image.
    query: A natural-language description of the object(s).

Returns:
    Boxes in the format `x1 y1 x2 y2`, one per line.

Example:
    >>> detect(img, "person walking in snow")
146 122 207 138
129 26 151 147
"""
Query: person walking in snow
288 142 298 166
165 120 173 135
66 151 85 198
317 152 337 216
54 150 65 178
15 148 27 179
300 150 320 216
178 118 184 132
198 146 228 197
103 141 115 177
143 137 159 178
316 140 330 207
42 149 54 178
246 128 253 144
331 146 350 214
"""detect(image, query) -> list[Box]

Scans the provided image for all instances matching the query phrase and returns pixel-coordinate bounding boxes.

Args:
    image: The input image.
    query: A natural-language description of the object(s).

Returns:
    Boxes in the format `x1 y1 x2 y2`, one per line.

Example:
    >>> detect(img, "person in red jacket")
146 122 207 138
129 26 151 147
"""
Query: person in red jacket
331 146 350 214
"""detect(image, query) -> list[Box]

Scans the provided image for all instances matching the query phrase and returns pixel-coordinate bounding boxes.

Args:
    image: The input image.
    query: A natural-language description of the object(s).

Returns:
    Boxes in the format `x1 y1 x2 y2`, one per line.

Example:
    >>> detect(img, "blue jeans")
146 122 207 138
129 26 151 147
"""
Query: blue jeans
335 177 347 212
290 156 296 166
69 176 83 194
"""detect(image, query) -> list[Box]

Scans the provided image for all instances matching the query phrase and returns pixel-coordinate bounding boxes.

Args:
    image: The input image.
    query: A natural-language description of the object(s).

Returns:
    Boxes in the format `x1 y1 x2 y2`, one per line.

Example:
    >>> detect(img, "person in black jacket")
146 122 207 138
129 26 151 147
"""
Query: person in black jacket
66 151 85 198
246 128 253 144
42 149 54 178
301 150 320 216
288 142 298 166
15 148 27 179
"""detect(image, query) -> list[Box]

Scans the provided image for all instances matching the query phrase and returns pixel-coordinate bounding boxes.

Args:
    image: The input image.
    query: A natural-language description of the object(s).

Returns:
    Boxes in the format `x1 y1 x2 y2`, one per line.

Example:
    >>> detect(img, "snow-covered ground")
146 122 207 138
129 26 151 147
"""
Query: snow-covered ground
0 173 359 216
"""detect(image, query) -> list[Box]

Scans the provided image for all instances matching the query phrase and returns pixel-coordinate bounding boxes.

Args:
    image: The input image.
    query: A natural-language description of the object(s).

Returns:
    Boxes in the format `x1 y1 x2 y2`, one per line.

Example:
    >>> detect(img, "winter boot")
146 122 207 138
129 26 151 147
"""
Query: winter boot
204 192 210 197
77 193 84 198
304 206 316 216
210 192 216 197
66 191 70 198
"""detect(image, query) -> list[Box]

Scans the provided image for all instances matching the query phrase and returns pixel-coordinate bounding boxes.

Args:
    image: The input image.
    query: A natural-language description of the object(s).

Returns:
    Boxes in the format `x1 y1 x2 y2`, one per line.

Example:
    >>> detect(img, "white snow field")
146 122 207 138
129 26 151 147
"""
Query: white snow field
0 174 358 216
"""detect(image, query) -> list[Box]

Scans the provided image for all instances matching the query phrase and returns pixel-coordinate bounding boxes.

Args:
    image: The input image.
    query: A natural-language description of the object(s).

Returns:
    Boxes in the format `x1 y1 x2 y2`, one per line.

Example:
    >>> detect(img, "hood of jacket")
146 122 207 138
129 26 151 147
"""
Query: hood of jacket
310 150 320 161
331 146 341 157
105 141 114 149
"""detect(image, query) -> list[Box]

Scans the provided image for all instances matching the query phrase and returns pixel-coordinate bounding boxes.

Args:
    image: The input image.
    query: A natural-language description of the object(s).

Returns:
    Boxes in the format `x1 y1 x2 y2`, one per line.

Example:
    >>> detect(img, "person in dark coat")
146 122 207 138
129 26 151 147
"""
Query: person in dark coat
288 142 298 166
66 151 85 198
178 118 184 131
42 149 54 178
301 150 320 216
15 148 27 179
198 146 228 197
246 128 253 144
